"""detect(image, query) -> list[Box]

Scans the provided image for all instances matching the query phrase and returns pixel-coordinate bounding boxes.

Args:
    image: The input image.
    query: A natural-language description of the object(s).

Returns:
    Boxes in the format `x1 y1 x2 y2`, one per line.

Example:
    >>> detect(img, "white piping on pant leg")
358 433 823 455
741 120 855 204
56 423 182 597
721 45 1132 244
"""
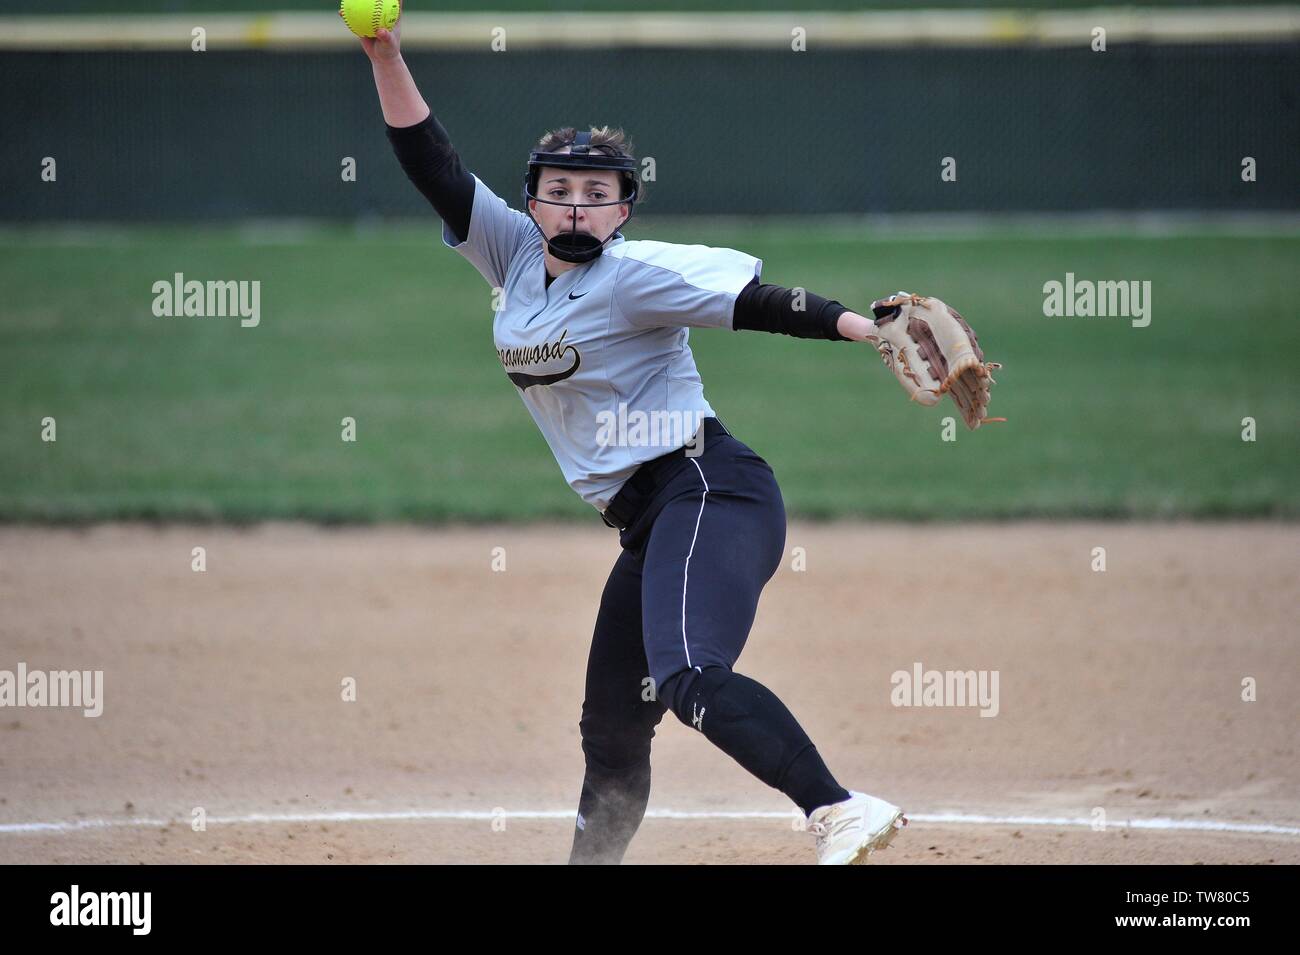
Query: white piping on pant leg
680 457 710 672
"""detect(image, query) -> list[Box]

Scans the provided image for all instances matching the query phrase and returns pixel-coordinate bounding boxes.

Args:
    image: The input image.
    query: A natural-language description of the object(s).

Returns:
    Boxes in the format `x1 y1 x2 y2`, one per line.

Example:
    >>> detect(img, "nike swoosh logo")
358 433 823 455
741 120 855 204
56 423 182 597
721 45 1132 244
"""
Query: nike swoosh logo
568 291 588 300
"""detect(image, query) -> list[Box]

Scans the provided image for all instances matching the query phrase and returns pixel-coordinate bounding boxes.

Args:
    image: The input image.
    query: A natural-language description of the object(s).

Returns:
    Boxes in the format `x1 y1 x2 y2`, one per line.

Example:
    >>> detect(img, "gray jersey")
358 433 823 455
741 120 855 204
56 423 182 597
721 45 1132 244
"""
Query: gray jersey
443 174 762 513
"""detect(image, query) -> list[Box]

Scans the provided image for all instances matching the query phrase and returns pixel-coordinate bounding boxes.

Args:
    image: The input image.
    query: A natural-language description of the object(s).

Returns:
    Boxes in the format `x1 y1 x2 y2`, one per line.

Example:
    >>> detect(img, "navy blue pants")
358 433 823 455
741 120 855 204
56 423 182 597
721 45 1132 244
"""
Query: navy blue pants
569 422 849 864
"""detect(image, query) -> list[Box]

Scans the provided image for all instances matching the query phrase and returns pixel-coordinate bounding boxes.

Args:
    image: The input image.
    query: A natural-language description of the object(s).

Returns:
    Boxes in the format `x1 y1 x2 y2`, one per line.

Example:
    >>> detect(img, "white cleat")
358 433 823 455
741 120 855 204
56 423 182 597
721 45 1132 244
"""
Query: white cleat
807 790 908 865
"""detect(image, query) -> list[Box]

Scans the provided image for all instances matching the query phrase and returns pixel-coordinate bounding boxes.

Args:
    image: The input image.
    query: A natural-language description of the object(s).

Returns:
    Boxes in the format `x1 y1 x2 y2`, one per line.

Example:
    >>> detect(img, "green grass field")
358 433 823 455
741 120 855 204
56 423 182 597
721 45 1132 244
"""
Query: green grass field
1 221 1296 522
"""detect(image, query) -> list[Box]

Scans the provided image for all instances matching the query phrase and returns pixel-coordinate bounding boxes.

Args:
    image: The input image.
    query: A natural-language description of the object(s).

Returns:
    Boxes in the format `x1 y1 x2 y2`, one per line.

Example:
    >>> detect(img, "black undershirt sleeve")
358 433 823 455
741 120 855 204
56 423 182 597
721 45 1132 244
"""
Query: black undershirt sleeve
731 277 851 341
385 112 475 245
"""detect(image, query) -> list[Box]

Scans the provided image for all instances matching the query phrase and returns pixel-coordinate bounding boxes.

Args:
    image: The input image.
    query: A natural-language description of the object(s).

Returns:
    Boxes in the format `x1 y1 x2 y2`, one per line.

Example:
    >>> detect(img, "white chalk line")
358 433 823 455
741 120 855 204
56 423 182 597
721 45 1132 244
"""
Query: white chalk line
1 809 1297 837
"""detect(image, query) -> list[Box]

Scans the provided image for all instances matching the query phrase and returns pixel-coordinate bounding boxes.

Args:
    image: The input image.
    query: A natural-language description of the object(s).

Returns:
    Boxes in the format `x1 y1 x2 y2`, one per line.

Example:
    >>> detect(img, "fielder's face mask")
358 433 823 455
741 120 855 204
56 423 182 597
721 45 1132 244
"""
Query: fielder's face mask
523 130 639 265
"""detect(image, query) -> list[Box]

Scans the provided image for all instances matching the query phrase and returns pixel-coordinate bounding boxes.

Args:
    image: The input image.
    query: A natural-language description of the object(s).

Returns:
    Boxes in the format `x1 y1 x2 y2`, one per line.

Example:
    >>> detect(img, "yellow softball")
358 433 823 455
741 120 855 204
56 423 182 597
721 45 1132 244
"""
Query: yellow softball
339 0 401 39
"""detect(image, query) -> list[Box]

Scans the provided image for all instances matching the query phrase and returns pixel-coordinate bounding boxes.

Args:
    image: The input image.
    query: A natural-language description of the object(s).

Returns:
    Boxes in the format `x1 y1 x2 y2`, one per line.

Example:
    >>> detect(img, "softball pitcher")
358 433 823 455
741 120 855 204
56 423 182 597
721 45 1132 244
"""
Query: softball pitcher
360 7 998 865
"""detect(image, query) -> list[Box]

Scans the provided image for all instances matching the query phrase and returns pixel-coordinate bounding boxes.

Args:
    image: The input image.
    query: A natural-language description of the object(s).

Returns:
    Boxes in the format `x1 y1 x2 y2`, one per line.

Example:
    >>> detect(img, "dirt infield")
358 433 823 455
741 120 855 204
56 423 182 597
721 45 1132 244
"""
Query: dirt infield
1 522 1297 865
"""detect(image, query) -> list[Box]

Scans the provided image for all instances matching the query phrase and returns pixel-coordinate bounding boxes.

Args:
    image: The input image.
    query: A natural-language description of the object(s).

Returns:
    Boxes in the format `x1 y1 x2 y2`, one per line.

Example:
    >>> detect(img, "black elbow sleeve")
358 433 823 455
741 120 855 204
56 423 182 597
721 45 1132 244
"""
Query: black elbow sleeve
732 278 850 341
385 113 475 243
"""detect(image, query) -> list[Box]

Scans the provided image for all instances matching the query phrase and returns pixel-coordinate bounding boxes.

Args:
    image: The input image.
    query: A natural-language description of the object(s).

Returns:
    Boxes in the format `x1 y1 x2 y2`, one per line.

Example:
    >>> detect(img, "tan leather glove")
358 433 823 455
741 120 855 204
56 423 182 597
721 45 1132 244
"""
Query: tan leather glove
869 292 1004 430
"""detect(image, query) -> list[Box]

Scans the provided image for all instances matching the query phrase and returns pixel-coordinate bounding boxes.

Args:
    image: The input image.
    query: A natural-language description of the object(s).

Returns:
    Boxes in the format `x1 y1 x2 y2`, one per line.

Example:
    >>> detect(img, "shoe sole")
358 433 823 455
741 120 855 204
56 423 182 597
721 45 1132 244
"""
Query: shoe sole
845 810 907 866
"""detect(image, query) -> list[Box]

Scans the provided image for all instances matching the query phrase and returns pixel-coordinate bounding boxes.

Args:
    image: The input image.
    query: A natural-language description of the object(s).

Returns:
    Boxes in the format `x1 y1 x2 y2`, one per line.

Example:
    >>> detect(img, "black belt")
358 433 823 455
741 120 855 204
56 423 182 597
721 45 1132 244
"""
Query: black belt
601 416 733 531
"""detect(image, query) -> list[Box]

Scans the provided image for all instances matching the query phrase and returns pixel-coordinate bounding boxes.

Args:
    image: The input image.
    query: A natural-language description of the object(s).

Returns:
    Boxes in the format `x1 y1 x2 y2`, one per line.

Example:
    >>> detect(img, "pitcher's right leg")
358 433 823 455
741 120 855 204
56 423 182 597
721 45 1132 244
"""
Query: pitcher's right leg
568 547 667 865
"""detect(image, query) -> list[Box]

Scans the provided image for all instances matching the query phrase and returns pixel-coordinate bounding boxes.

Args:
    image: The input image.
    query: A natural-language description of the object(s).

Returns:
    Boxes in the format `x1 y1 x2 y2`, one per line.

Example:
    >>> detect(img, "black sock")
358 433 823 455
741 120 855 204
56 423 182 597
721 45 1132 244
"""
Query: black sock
780 743 852 817
567 760 652 865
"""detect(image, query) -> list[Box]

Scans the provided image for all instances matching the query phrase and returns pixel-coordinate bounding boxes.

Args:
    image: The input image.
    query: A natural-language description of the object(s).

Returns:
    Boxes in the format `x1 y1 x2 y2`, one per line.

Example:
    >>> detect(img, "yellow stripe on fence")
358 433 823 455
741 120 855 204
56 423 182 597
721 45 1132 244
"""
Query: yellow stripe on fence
1 8 1298 51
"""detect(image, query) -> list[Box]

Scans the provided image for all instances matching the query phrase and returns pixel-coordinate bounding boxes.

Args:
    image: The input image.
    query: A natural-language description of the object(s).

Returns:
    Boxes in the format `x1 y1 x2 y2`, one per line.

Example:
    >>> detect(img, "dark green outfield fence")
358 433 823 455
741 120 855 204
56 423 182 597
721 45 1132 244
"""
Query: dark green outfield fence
2 41 1297 220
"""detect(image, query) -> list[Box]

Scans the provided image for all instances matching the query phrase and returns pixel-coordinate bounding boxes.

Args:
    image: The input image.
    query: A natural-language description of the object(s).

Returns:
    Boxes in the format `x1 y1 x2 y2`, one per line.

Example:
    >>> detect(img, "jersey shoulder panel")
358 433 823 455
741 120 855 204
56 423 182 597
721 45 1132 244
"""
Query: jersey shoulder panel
608 239 760 296
443 174 542 290
608 239 763 330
